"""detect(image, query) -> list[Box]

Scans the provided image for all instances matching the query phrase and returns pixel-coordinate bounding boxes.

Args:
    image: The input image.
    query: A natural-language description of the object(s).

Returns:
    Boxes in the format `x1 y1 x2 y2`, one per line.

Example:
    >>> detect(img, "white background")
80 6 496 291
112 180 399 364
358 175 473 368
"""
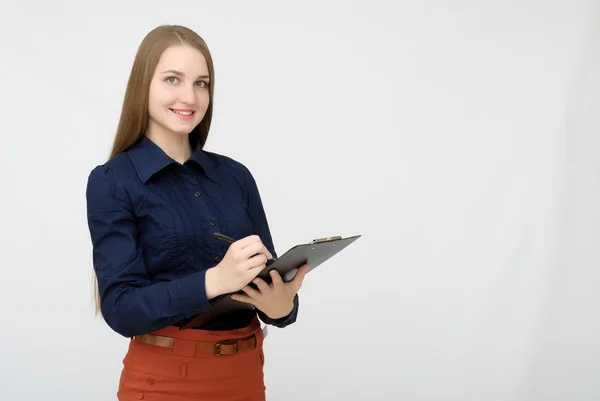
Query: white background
0 1 599 400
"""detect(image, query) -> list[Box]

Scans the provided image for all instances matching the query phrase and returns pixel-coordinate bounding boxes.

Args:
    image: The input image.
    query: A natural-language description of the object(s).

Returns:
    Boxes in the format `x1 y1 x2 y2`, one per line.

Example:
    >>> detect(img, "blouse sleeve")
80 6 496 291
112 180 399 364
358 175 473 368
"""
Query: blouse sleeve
86 166 214 337
240 164 299 328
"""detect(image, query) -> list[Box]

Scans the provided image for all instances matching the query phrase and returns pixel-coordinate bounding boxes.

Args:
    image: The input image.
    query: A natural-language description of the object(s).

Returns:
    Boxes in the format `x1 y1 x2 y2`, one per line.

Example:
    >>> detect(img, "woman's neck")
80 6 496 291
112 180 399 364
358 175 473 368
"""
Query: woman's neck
146 127 193 165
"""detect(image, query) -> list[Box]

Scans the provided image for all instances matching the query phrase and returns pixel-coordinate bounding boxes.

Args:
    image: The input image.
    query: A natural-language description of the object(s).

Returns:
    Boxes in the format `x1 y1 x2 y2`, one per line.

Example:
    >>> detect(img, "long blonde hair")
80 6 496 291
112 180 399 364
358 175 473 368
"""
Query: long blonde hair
93 25 216 315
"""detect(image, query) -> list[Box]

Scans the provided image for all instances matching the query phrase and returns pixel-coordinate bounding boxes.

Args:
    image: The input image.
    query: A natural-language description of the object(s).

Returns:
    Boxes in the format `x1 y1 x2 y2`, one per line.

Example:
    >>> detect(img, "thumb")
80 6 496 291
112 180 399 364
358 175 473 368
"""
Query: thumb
291 263 310 291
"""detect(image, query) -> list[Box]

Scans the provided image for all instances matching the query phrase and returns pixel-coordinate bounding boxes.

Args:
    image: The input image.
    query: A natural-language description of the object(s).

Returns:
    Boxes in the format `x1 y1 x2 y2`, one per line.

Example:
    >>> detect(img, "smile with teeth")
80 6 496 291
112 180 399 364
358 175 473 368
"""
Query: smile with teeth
170 109 195 115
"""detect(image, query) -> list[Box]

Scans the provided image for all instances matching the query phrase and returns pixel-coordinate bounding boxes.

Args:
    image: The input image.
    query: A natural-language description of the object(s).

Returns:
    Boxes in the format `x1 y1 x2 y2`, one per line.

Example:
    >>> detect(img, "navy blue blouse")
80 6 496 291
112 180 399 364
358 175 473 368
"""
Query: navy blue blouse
85 135 298 338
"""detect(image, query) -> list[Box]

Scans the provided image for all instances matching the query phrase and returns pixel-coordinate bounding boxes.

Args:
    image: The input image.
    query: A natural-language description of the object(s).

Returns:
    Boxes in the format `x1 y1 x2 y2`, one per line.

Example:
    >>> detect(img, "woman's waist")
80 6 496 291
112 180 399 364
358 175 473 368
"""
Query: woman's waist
131 315 264 358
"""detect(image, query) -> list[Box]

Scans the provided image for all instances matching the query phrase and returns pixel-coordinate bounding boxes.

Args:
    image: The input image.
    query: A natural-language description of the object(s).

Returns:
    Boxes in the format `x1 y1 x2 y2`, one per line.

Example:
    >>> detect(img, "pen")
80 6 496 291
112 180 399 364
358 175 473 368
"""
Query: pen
212 232 236 244
212 232 276 263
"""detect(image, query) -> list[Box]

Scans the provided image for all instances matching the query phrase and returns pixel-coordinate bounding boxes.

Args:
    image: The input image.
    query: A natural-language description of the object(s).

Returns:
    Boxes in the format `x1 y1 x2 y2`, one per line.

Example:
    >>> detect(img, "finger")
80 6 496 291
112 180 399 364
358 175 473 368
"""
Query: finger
239 241 263 258
247 263 267 278
241 242 273 261
244 253 269 270
269 269 284 288
238 237 272 260
230 293 255 305
241 284 261 299
251 277 271 293
234 235 261 249
290 263 311 291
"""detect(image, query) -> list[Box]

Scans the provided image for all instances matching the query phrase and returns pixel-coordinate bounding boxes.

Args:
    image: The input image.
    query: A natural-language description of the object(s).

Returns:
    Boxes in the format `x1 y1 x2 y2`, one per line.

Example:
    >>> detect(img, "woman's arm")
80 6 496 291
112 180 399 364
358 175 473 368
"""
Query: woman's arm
86 166 220 337
240 164 300 328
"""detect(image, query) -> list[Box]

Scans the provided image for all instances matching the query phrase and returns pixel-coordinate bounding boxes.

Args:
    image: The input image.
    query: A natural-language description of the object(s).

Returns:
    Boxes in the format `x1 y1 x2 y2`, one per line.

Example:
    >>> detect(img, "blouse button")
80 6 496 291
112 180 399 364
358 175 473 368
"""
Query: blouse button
209 220 217 226
194 191 201 197
214 256 221 263
146 377 154 385
137 393 144 400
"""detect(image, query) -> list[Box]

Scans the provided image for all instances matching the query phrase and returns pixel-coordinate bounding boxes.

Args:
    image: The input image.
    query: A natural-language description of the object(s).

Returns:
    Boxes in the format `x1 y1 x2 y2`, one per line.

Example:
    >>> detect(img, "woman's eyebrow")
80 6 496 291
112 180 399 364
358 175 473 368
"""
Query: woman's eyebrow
161 69 210 79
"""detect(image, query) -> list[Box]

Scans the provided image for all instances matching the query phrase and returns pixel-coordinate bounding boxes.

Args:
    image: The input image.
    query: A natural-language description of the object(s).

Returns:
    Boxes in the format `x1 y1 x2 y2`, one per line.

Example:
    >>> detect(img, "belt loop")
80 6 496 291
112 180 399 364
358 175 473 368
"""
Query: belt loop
180 363 187 379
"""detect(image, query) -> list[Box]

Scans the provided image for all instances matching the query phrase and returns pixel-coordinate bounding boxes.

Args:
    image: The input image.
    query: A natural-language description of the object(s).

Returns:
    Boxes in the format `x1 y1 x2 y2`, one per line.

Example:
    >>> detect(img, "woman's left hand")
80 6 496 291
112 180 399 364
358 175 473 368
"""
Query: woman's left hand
230 263 310 320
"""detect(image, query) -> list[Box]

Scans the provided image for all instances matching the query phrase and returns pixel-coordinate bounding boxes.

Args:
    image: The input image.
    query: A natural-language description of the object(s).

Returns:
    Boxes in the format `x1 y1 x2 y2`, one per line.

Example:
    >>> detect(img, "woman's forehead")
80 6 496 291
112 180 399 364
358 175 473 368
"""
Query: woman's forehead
156 45 209 76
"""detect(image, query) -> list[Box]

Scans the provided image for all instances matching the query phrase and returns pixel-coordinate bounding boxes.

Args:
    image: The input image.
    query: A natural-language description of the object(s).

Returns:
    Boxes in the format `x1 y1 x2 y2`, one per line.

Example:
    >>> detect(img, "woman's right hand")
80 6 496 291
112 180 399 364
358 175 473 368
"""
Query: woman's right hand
205 235 273 299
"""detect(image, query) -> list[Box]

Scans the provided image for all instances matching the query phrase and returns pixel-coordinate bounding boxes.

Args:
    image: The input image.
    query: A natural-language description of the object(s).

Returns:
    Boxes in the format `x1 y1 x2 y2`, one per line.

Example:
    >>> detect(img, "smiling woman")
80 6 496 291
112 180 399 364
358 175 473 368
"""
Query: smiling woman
146 48 211 144
85 25 309 401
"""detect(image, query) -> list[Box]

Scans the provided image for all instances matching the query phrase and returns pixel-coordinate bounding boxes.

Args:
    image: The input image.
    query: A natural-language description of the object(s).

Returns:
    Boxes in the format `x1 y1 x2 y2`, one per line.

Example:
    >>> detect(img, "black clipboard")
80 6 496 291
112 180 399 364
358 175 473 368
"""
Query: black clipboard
180 234 361 329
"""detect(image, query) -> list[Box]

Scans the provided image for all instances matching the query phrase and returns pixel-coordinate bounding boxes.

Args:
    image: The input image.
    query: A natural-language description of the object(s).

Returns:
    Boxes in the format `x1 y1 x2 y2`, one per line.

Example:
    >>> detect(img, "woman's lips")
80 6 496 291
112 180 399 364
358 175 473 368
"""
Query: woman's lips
170 108 195 121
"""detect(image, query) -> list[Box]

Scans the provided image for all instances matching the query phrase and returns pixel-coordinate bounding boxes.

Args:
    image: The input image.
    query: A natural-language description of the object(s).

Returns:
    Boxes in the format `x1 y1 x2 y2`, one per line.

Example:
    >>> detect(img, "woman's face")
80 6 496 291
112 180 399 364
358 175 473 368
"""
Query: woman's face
147 44 211 138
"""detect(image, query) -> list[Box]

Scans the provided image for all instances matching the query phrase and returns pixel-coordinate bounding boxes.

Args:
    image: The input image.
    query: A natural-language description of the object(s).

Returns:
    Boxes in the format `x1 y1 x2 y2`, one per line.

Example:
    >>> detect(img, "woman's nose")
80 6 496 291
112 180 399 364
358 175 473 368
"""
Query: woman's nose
178 85 196 105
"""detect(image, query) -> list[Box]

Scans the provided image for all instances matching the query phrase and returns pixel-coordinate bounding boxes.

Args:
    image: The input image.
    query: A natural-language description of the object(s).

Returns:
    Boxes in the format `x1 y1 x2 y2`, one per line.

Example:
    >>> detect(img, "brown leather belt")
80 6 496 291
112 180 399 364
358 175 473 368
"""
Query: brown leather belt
134 333 257 357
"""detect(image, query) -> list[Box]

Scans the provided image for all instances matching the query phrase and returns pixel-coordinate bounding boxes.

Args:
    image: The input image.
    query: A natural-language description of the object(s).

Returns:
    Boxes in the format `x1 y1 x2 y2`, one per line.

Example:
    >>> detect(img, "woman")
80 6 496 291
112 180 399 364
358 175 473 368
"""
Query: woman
85 24 309 401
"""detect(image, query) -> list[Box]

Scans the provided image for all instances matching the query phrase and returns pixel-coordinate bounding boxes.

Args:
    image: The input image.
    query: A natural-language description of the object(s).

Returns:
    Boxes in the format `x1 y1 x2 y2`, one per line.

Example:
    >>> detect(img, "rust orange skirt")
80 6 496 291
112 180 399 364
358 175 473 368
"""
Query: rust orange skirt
117 316 266 401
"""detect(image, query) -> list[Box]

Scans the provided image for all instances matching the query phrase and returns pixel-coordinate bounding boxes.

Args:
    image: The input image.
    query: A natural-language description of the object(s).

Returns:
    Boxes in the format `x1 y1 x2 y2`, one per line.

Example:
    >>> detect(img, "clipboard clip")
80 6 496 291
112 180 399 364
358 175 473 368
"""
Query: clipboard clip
310 236 342 244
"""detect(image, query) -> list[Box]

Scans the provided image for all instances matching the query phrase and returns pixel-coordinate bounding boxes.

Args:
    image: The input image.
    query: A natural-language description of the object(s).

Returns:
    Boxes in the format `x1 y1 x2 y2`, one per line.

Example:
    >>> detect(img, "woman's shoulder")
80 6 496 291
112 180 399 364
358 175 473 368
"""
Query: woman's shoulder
202 150 254 178
86 153 138 200
202 151 265 197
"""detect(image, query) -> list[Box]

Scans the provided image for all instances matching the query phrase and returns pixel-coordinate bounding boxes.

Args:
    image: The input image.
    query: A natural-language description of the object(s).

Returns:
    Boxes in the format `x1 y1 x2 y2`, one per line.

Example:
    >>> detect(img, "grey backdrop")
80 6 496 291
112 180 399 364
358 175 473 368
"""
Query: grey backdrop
0 1 598 400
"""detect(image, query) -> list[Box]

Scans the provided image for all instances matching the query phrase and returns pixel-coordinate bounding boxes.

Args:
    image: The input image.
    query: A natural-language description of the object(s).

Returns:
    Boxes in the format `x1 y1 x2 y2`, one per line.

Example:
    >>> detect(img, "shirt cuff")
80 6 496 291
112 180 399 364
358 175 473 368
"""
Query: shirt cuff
172 270 214 318
258 293 299 328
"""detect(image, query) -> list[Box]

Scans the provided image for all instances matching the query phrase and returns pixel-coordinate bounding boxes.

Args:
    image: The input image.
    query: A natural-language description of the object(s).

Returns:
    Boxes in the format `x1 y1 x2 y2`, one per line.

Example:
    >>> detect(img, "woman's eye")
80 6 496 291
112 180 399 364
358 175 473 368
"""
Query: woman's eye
166 77 178 84
196 81 208 87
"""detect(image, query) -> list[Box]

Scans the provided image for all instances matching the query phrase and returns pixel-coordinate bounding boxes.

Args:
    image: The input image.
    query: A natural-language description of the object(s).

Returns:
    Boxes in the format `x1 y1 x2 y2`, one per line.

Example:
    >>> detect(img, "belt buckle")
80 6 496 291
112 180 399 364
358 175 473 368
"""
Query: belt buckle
214 334 257 356
214 339 238 357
